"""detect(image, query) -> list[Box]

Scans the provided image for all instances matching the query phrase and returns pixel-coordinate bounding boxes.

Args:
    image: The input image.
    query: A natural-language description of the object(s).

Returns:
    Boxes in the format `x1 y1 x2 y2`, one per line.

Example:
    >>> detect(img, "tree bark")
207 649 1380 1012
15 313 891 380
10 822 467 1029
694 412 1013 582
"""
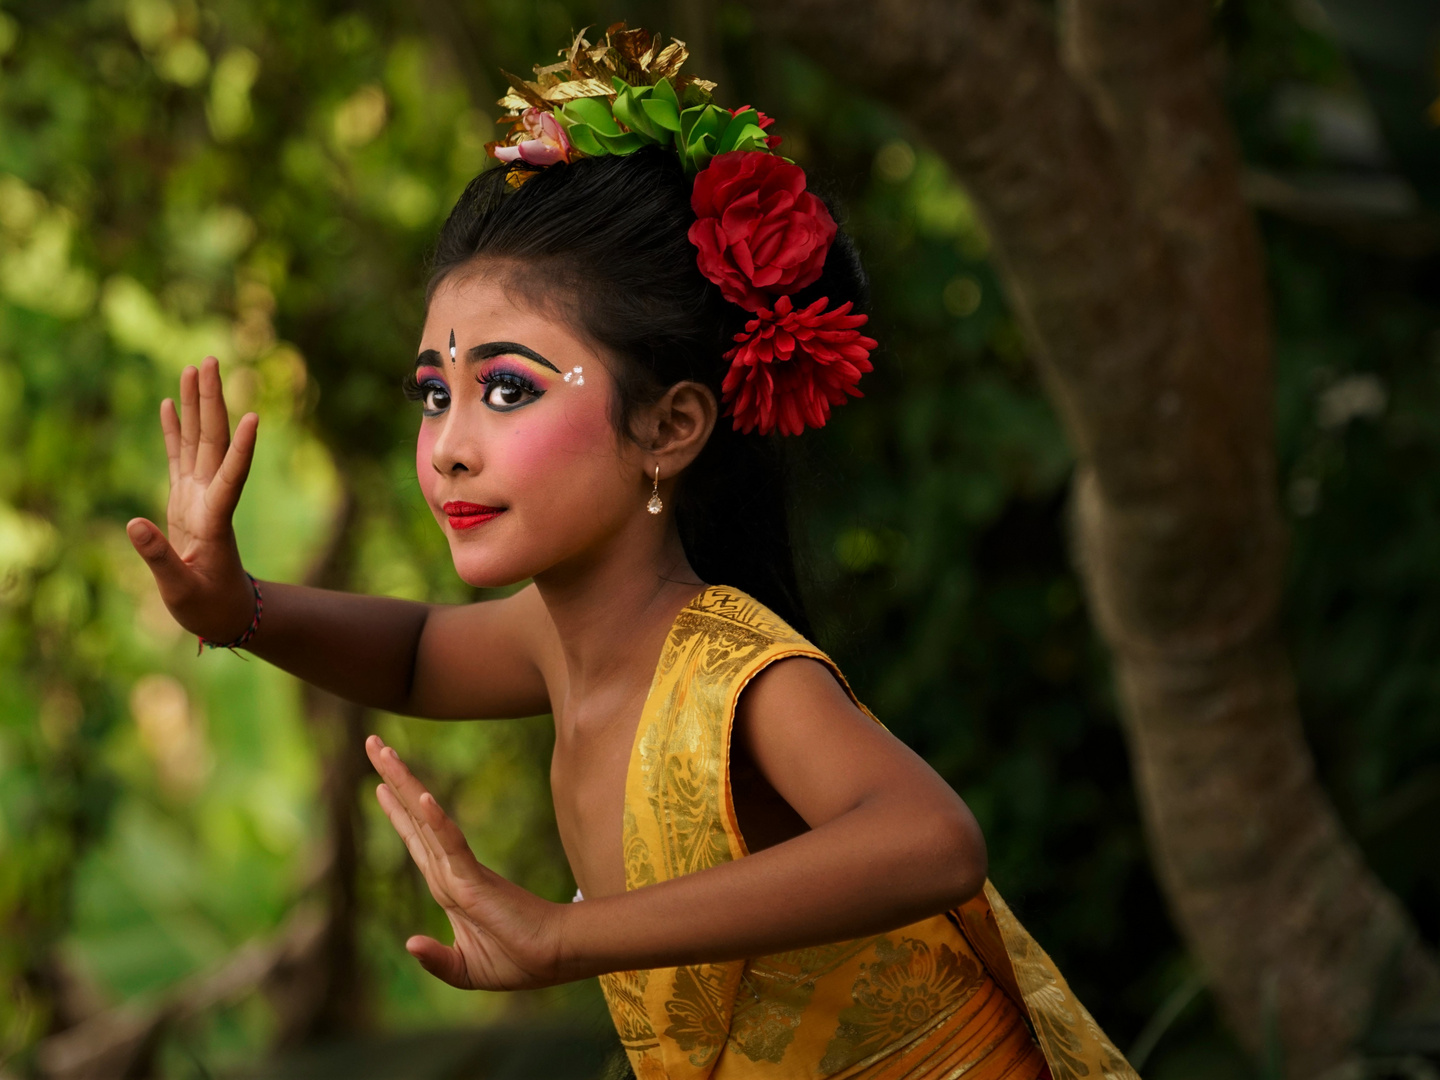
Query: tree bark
742 0 1440 1073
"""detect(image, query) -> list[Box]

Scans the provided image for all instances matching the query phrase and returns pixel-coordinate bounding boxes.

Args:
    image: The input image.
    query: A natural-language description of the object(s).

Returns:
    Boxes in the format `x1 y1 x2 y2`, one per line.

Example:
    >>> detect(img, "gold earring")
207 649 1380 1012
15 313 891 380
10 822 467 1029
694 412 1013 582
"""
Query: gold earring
647 465 663 515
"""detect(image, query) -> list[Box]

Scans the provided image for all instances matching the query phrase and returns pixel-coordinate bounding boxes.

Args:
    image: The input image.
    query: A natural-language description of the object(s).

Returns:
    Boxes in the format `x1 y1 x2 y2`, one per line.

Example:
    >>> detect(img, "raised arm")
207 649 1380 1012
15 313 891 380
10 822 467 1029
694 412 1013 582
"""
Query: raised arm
127 358 551 719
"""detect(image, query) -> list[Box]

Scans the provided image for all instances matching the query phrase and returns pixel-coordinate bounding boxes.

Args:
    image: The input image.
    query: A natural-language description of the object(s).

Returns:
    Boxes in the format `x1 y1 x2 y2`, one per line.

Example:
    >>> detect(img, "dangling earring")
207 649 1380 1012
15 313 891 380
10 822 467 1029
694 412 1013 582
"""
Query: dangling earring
647 465 663 515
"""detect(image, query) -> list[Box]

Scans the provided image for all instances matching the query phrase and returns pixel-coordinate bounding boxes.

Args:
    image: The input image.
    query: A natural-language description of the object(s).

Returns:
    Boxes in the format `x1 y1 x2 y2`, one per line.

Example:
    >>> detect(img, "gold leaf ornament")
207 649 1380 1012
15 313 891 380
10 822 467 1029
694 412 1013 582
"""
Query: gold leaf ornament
494 24 715 125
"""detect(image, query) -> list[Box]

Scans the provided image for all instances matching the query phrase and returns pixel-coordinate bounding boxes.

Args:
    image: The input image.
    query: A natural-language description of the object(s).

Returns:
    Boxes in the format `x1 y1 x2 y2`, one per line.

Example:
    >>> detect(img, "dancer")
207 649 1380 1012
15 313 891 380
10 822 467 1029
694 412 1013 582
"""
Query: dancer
127 25 1139 1080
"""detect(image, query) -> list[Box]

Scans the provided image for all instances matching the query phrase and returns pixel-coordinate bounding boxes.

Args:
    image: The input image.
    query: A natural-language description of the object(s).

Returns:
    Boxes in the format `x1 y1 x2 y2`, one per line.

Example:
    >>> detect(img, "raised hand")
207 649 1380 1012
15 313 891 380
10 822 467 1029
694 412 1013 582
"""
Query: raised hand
366 735 567 991
127 356 260 642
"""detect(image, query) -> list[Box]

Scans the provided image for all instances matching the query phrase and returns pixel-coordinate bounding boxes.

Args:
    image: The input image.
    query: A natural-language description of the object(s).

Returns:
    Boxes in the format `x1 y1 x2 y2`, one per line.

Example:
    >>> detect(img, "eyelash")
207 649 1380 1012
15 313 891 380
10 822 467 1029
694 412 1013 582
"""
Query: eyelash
400 368 544 414
478 368 543 409
402 373 450 416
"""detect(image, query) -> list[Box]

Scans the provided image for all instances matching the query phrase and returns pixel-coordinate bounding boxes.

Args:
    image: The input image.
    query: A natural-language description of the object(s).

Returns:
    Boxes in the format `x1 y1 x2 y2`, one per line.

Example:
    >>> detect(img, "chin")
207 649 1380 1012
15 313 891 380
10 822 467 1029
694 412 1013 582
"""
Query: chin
446 539 541 589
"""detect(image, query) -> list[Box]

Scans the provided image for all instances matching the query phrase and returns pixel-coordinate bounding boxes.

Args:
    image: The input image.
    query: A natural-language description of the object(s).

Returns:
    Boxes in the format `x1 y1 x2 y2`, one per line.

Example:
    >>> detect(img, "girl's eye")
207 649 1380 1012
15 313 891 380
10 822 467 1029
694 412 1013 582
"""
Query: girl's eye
403 374 450 417
480 372 542 411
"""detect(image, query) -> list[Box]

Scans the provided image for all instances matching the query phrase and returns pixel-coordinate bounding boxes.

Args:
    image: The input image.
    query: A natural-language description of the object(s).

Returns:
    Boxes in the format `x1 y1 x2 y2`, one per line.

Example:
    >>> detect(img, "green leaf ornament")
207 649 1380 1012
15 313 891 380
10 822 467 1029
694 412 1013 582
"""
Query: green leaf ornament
554 79 773 172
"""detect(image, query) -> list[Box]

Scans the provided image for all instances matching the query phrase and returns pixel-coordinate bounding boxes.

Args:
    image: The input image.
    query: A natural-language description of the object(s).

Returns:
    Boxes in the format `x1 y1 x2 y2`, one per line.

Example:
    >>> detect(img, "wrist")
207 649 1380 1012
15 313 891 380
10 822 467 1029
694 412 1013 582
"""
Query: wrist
549 895 603 983
198 572 263 652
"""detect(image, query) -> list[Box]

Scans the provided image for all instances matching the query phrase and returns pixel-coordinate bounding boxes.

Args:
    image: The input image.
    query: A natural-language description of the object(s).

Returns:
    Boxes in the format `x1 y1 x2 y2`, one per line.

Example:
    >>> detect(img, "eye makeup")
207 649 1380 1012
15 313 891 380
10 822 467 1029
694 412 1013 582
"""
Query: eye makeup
467 341 561 374
403 364 450 416
476 360 545 411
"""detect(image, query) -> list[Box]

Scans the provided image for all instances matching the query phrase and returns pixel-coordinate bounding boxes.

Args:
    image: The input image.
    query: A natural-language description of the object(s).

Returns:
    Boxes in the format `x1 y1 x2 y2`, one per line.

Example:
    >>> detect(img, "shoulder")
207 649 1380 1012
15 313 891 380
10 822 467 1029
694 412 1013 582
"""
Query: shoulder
690 584 812 651
737 653 857 723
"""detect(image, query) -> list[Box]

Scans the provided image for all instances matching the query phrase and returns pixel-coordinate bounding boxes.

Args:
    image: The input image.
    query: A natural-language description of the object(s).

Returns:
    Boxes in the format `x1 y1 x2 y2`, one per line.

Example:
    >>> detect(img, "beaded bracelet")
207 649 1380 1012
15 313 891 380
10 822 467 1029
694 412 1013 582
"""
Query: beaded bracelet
197 572 263 655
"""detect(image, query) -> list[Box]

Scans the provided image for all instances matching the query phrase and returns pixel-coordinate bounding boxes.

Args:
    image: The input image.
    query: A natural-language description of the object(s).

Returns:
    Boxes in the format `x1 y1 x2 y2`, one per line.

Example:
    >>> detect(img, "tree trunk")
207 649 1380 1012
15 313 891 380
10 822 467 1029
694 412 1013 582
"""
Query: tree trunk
265 490 372 1045
742 0 1440 1073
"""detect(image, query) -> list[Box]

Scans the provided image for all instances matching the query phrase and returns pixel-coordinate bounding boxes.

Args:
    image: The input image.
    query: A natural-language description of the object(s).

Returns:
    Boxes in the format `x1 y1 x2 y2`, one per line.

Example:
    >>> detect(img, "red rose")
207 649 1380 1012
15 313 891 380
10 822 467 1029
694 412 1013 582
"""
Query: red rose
722 295 877 436
688 151 837 311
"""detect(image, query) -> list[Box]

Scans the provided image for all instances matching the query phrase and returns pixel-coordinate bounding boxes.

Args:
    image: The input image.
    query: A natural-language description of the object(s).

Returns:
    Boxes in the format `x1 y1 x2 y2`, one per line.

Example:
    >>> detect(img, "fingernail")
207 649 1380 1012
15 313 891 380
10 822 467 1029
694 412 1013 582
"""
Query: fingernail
126 520 149 543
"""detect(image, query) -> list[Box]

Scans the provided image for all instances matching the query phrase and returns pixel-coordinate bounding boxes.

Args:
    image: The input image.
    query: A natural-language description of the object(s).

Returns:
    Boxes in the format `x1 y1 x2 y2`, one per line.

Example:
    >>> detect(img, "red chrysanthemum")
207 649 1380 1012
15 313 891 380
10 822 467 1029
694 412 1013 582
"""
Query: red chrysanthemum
688 151 837 311
722 295 877 436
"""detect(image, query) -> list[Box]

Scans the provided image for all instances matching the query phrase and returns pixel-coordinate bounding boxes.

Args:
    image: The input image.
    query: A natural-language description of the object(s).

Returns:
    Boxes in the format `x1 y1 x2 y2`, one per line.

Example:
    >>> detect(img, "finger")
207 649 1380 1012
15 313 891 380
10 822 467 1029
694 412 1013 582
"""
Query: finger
369 740 447 865
375 782 435 872
195 356 231 481
367 738 437 832
417 791 478 864
208 413 257 519
160 399 181 489
178 366 200 476
126 518 188 596
406 936 471 989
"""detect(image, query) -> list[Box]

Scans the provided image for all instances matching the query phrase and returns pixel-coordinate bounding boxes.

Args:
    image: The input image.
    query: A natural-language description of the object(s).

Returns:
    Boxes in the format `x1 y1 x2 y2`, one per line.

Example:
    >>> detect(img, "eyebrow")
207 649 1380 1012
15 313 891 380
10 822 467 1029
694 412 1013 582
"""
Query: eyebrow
414 341 563 373
468 341 561 373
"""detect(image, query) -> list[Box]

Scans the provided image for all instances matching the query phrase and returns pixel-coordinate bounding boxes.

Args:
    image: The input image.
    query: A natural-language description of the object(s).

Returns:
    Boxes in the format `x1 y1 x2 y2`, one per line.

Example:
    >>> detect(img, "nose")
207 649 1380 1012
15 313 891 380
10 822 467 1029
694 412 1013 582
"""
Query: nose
429 412 477 476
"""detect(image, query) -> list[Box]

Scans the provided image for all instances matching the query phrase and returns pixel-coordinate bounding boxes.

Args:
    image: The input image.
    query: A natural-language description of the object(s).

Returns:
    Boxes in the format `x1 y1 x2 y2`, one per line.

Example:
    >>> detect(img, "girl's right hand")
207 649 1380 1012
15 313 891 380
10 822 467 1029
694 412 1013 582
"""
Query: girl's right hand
127 356 260 643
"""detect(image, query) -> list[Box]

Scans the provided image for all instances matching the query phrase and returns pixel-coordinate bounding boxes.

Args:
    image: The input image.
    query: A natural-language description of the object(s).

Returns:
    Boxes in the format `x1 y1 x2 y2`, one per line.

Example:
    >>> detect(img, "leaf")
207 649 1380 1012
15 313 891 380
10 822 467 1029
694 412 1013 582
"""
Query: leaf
591 129 647 155
560 97 620 134
642 79 682 132
611 85 661 142
642 97 681 134
718 122 768 155
564 123 605 157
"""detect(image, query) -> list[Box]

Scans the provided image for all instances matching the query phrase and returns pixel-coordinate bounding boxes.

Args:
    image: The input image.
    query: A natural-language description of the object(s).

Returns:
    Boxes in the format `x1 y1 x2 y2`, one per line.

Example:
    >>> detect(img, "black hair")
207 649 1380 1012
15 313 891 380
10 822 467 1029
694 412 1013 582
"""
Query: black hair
427 148 869 639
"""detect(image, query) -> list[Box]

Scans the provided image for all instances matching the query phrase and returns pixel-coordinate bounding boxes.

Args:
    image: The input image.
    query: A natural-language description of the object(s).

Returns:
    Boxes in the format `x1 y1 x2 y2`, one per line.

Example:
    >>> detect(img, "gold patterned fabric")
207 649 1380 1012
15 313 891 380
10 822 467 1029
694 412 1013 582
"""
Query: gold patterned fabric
599 585 1141 1080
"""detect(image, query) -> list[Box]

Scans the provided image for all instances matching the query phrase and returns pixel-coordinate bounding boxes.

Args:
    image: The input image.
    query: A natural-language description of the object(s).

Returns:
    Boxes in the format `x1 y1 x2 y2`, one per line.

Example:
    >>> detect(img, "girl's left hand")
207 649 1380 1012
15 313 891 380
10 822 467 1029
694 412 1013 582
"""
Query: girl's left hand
365 735 567 990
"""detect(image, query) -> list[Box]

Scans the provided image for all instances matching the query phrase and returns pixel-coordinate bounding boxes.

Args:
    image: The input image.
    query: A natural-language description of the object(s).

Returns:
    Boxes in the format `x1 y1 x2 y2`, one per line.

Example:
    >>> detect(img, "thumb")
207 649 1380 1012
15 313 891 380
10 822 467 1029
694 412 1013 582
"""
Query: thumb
406 936 471 989
126 518 186 587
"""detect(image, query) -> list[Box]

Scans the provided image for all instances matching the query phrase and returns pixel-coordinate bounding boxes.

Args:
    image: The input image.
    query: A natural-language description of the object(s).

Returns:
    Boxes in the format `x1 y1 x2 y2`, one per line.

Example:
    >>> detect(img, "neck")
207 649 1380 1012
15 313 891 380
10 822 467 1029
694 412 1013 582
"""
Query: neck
532 516 704 703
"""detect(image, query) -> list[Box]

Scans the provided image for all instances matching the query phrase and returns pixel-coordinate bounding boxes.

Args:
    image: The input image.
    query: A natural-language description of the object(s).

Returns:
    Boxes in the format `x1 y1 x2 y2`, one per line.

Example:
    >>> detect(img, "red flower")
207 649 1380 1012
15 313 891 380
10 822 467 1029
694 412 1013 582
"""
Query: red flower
729 105 782 150
689 151 837 311
722 295 877 436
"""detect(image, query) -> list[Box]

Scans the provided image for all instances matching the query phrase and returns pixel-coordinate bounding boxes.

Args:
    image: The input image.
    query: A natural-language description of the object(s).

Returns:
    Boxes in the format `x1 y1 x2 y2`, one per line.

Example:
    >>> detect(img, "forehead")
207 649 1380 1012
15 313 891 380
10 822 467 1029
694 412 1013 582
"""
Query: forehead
424 272 576 351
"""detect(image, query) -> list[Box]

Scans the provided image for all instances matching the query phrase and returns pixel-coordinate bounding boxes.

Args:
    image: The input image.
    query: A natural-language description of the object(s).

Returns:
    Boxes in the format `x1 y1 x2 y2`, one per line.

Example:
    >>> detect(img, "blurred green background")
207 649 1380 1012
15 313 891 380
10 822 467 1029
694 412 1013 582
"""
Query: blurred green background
1 1 1437 1077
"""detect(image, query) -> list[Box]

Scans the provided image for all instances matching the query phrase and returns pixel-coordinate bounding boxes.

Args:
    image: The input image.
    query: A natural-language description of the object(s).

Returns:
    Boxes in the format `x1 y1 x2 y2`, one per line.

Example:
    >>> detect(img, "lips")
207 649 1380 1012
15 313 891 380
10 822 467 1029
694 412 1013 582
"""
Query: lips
441 501 505 530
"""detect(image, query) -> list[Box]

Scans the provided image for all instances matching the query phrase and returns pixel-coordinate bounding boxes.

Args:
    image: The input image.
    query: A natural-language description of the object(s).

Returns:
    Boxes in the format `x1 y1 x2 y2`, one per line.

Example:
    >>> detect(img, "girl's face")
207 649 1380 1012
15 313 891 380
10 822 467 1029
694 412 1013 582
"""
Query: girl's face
413 271 645 588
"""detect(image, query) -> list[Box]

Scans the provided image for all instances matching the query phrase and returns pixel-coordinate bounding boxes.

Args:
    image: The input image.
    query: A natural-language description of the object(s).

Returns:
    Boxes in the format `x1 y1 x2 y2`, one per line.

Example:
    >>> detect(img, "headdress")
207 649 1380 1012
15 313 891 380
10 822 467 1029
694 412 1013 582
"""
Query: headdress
487 24 877 437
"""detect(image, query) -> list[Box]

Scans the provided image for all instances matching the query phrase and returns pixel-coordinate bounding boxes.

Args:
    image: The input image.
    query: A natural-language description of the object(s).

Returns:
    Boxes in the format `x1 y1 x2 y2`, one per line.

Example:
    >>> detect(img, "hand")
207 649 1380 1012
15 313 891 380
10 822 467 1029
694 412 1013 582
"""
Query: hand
365 735 567 990
126 357 259 641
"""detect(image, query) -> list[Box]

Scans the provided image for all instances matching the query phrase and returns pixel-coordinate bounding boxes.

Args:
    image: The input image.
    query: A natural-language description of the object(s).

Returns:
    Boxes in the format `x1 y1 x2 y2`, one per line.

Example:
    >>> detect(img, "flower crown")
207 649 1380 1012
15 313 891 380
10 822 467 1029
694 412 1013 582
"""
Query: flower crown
486 24 876 437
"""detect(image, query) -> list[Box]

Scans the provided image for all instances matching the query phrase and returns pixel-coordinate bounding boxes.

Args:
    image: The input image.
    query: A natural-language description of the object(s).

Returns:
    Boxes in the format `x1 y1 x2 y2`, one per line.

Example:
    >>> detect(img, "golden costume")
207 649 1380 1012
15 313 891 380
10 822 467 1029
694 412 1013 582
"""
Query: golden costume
599 586 1141 1080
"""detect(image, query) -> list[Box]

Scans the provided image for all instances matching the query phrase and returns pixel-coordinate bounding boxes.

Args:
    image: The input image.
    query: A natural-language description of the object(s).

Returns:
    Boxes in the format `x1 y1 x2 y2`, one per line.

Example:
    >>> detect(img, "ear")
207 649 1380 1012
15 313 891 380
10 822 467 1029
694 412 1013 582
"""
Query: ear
640 381 718 474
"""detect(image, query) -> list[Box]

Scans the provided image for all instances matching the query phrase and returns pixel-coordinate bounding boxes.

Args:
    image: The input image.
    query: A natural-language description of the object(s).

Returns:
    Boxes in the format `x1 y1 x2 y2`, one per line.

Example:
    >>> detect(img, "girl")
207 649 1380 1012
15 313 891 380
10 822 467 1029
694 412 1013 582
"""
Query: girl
125 27 1137 1080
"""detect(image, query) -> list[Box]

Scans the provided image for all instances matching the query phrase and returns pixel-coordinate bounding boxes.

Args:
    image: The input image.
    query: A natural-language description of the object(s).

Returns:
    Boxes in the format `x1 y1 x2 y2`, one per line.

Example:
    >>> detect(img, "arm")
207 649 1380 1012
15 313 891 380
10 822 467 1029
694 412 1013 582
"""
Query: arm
368 657 987 989
127 358 551 719
566 657 986 970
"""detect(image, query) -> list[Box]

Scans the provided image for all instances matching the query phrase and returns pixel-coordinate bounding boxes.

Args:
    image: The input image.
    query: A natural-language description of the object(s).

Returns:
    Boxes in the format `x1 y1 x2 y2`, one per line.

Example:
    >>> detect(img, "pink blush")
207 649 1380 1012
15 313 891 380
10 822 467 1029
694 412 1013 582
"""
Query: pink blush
416 419 439 506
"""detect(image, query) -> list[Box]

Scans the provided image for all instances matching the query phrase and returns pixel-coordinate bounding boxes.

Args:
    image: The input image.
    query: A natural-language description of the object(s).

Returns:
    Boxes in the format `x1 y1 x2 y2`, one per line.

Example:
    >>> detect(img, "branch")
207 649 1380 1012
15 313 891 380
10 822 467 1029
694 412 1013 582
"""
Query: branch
34 906 326 1080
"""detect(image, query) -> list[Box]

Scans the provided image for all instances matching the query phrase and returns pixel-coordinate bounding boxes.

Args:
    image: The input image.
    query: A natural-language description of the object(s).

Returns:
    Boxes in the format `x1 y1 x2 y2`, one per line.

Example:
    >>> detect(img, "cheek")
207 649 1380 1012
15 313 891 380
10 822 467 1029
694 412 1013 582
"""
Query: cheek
415 420 438 501
498 392 620 491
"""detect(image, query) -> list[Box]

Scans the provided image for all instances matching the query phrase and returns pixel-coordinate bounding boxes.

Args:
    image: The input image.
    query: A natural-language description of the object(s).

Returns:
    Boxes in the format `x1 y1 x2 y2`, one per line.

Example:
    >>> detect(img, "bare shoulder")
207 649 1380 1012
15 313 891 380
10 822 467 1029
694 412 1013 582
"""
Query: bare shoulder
734 654 975 837
410 582 554 719
734 656 891 795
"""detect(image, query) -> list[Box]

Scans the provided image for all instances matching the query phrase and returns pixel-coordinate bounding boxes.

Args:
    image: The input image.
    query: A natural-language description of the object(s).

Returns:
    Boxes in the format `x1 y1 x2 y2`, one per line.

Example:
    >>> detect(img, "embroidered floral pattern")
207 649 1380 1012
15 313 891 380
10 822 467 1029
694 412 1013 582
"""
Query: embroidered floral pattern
819 936 985 1073
727 940 876 1064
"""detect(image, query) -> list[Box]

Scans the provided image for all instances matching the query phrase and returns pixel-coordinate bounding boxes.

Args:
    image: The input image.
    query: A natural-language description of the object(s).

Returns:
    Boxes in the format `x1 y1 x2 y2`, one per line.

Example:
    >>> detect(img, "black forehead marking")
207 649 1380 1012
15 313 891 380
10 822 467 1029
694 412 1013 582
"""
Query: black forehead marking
449 329 456 364
468 341 561 374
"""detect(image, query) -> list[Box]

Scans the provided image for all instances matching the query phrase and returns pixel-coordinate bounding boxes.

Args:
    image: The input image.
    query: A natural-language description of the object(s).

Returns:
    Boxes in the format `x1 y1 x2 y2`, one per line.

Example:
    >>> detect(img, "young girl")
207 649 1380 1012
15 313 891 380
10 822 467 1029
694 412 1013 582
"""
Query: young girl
125 27 1138 1080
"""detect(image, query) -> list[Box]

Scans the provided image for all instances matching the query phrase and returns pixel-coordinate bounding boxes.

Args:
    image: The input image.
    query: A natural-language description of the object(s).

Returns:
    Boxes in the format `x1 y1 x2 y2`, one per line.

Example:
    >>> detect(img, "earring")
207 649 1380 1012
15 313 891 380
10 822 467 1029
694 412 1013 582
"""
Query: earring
647 465 663 515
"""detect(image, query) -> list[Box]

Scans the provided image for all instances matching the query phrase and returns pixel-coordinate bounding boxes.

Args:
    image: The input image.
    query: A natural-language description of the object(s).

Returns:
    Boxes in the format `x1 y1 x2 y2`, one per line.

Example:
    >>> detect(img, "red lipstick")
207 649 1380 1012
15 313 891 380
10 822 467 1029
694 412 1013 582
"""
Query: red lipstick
442 501 505 530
